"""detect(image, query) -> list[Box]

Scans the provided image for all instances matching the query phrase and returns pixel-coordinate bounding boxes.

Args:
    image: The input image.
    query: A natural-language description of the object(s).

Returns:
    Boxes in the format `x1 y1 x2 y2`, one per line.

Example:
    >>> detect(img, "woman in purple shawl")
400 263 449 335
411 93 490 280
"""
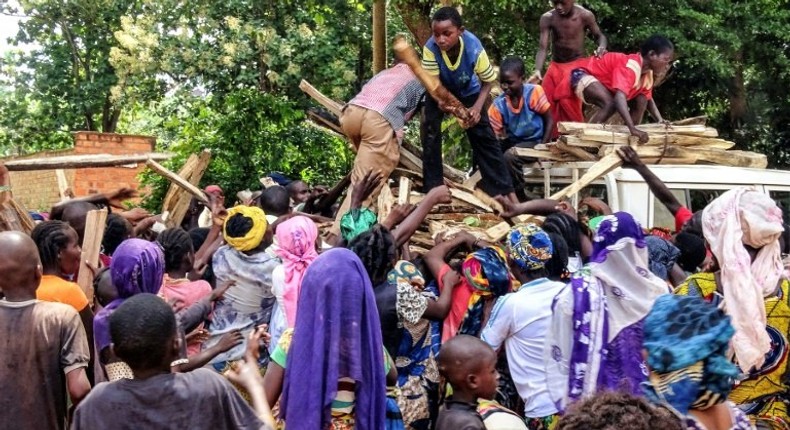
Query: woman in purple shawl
263 248 387 430
93 238 165 380
544 212 669 412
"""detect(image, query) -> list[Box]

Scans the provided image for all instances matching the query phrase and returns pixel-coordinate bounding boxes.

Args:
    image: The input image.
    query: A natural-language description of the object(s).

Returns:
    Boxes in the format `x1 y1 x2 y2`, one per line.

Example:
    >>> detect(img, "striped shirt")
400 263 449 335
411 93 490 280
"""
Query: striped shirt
489 84 551 143
348 63 425 134
422 31 497 98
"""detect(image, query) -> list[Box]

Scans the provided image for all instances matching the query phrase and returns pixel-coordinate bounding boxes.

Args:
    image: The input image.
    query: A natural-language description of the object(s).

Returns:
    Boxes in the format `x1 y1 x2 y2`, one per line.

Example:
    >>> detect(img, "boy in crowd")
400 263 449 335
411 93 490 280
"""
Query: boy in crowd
72 293 274 429
436 335 500 430
421 6 516 203
0 231 91 430
489 57 554 201
572 35 675 142
533 0 607 134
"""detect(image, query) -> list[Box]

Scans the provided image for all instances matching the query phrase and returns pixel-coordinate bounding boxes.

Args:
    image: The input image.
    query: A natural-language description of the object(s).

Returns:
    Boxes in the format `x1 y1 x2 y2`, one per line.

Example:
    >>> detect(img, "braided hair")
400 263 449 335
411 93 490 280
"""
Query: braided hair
31 220 73 272
545 232 570 281
156 228 194 272
542 213 584 257
347 224 397 285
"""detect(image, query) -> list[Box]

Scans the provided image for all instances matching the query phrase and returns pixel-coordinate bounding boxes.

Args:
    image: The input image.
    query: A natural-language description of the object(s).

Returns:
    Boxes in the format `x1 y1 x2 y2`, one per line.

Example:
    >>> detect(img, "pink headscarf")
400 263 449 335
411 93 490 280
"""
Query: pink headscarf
702 187 784 372
274 216 319 327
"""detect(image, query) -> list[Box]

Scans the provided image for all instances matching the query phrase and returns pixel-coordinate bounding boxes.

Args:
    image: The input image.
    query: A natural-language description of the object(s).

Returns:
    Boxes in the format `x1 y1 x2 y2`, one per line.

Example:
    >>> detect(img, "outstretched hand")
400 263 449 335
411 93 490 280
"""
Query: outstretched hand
616 146 645 169
494 195 521 219
106 187 137 209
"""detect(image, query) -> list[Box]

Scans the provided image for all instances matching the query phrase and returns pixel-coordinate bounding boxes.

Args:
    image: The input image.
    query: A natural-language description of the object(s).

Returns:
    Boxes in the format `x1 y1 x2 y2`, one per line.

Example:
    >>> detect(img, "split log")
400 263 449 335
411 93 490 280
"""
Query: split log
77 209 108 302
392 35 471 126
299 80 343 118
0 199 35 234
398 177 412 205
5 153 173 171
513 147 571 161
555 141 597 161
449 188 493 212
671 116 707 126
463 170 482 189
161 150 212 228
599 145 767 169
559 136 603 148
55 169 70 201
146 159 209 204
377 185 396 223
473 188 503 213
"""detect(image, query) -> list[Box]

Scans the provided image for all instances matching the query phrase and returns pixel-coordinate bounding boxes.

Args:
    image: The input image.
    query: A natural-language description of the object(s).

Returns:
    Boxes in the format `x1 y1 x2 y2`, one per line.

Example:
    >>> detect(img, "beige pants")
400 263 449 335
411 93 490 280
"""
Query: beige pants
331 105 401 236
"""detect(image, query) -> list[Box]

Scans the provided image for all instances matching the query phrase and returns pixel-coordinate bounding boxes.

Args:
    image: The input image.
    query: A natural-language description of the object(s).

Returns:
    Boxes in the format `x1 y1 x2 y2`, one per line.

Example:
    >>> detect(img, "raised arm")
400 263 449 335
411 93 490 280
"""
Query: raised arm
532 13 552 82
424 231 486 281
392 185 452 247
496 197 563 219
585 10 607 57
617 146 682 215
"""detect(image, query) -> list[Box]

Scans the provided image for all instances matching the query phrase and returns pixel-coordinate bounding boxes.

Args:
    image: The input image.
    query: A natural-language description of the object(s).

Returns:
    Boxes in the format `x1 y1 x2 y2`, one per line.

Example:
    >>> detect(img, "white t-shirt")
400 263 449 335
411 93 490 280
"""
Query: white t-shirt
481 278 566 418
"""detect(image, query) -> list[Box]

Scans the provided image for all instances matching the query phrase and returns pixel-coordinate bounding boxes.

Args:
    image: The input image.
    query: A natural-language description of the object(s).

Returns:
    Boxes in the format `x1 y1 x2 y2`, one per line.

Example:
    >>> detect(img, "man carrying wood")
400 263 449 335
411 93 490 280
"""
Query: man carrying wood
330 59 426 238
533 0 607 137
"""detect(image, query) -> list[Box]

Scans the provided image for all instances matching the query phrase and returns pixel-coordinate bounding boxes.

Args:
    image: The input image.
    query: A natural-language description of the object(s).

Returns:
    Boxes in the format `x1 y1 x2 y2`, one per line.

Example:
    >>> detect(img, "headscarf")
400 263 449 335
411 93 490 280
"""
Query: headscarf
93 239 165 352
340 207 378 242
274 216 319 327
507 224 554 272
280 248 386 430
442 246 517 342
642 295 739 414
645 235 681 281
702 187 784 372
387 260 426 289
223 205 268 252
545 212 669 411
204 184 223 194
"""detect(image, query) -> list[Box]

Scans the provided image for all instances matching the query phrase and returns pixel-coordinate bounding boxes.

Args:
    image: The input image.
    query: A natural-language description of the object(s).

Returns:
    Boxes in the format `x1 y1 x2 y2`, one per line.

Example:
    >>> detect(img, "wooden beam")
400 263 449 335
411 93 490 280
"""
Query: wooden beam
449 188 493 212
513 147 571 161
555 141 597 161
463 170 482 189
55 169 70 202
377 184 395 223
559 136 603 149
77 209 108 302
299 80 343 118
600 145 767 169
5 153 173 171
398 177 411 205
0 199 35 234
146 159 209 204
558 121 713 136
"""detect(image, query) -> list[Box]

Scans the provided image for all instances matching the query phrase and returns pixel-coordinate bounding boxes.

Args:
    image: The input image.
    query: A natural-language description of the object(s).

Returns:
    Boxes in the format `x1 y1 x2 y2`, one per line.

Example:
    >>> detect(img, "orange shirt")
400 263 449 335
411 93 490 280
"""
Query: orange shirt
37 275 90 312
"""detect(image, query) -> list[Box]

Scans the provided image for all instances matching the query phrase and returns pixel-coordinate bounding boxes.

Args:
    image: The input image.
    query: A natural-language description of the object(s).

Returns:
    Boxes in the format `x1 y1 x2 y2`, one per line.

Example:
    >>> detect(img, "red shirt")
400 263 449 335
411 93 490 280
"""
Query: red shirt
582 53 654 100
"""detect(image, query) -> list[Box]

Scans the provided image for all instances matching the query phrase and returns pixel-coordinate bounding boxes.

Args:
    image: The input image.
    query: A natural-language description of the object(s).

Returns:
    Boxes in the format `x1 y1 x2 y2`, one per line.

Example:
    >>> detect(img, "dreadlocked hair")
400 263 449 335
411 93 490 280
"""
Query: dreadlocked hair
542 212 583 256
224 212 254 238
347 224 397 285
31 220 73 272
102 214 130 256
545 232 571 281
156 228 194 272
556 392 682 430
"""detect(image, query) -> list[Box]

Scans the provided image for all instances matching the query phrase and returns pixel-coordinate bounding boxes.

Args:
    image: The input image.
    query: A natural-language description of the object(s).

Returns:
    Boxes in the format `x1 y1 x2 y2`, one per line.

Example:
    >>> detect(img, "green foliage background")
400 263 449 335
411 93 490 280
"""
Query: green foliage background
1 0 789 208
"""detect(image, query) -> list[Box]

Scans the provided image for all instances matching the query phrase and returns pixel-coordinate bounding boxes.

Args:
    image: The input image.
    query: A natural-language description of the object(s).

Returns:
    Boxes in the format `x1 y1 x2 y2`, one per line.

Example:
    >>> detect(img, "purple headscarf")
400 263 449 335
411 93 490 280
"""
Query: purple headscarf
93 239 165 352
280 248 386 430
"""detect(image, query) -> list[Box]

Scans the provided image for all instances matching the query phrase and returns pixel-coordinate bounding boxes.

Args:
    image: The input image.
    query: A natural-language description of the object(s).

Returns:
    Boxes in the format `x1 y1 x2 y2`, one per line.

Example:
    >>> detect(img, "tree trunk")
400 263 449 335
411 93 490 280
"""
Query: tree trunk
394 0 433 46
372 0 387 74
729 50 747 129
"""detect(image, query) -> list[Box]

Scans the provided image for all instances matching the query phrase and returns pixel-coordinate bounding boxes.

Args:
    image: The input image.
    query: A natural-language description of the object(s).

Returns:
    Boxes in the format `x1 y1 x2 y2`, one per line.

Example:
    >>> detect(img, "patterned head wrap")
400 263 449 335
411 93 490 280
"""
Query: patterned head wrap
507 224 554 272
223 205 268 252
461 246 514 297
387 260 425 289
643 294 739 414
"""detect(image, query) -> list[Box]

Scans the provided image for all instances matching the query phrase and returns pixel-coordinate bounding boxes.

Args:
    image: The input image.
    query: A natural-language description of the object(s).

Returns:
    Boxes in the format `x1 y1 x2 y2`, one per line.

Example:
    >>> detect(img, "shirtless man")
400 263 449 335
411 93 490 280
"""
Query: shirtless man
532 0 606 135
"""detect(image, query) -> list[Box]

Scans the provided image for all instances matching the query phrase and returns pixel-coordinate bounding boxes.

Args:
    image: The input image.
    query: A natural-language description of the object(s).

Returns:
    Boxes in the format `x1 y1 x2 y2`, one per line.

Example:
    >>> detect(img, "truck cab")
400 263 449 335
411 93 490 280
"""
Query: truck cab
523 163 790 229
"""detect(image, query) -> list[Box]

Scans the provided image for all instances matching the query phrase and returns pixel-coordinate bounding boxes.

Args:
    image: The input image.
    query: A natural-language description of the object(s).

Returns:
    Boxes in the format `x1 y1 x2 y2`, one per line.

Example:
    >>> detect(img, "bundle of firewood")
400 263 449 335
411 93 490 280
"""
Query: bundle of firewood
516 120 767 169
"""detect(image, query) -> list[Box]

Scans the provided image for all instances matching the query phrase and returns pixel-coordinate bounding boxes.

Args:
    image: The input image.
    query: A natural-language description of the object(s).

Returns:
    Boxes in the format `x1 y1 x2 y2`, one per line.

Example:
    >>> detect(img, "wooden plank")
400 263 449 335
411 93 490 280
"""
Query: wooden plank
5 153 173 171
513 147 571 161
463 170 482 189
473 188 503 213
55 169 70 202
377 184 395 223
449 188 493 212
398 146 466 183
671 116 707 126
398 177 411 205
76 209 108 302
163 150 212 228
559 136 603 148
162 153 198 212
558 121 711 135
573 128 673 145
299 80 343 117
0 199 35 234
571 168 580 208
146 159 209 204
600 145 767 168
555 141 597 161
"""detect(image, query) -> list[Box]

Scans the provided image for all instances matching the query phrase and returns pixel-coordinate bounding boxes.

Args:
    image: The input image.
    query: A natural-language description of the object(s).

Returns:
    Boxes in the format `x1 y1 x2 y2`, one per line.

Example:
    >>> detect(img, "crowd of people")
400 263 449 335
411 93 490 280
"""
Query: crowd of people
1 2 788 430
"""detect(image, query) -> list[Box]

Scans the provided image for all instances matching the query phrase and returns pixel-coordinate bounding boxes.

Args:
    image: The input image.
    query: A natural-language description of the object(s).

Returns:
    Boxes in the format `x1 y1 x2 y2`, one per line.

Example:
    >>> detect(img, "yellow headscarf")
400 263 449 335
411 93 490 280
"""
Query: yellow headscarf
223 205 268 252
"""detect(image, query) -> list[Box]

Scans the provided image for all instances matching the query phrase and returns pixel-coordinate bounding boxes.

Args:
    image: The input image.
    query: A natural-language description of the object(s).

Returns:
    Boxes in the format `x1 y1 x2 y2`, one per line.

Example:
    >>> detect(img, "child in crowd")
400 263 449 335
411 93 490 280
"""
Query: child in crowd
0 231 91 430
72 293 274 429
572 35 675 142
421 7 515 202
556 392 682 430
489 57 554 201
533 0 607 134
436 335 500 430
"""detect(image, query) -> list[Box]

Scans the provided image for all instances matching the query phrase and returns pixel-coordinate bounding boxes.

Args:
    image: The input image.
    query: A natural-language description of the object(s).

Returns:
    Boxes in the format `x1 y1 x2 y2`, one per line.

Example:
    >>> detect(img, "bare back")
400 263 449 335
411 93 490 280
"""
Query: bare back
543 5 599 63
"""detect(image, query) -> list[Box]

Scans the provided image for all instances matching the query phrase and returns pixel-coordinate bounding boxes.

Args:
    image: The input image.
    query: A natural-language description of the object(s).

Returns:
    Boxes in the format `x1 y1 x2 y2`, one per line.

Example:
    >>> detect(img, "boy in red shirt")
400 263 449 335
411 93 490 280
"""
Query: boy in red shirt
572 35 675 142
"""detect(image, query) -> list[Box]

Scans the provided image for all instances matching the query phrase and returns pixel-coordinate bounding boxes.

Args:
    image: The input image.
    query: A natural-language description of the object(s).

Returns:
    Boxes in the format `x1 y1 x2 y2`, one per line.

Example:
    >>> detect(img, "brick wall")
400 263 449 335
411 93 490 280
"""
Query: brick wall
4 133 156 211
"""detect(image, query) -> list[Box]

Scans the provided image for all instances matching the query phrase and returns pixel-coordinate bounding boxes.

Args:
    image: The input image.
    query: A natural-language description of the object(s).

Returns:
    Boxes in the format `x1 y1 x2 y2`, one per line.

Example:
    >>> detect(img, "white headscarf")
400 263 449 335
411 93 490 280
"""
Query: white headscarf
702 187 784 372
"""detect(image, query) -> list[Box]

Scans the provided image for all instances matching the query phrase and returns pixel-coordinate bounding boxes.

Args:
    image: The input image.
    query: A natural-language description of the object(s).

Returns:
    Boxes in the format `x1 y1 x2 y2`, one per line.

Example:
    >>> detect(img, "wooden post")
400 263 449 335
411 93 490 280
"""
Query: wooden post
55 169 71 202
76 209 108 302
372 0 387 74
571 167 580 209
4 153 173 171
398 177 411 205
377 184 395 223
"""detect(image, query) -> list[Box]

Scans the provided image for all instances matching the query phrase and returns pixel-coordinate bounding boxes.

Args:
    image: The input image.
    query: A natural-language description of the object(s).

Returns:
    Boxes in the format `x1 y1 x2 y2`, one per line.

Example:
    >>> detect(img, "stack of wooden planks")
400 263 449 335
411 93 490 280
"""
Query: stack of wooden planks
517 121 768 169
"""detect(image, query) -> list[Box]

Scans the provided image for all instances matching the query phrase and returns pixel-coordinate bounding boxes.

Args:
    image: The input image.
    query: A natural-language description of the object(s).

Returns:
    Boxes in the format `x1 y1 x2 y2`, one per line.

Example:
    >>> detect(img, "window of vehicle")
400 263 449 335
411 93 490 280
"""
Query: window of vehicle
769 190 790 225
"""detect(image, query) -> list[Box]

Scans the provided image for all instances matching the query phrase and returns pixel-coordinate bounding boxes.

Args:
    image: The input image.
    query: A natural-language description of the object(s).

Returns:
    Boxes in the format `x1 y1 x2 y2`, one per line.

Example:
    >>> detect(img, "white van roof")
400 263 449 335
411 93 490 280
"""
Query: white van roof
612 164 790 186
